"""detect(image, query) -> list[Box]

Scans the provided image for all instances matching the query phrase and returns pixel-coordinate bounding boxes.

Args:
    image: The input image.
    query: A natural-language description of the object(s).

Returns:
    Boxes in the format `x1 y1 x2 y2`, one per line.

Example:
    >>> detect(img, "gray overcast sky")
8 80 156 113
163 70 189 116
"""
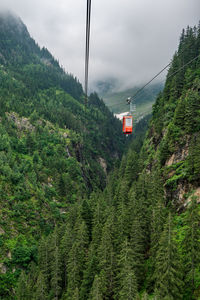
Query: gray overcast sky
0 0 200 90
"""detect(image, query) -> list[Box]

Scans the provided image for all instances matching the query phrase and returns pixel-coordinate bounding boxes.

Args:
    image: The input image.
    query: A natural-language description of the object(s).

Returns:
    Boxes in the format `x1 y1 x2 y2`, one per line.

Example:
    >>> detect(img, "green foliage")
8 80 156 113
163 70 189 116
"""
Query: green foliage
181 198 200 298
154 213 183 299
89 275 104 300
0 12 126 299
1 13 200 300
115 238 138 299
187 134 200 181
0 272 17 299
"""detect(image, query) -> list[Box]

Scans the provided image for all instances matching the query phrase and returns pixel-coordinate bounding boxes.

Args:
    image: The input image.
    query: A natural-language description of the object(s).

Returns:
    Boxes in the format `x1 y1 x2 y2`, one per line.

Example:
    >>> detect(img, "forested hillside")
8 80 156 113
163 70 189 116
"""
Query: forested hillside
11 23 200 300
1 11 200 300
0 11 126 299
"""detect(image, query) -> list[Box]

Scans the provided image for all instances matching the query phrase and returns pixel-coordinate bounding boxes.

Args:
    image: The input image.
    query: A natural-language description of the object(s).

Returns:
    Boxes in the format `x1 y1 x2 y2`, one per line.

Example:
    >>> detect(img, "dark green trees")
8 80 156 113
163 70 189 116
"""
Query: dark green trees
182 198 200 297
154 213 183 299
116 238 138 300
2 13 200 300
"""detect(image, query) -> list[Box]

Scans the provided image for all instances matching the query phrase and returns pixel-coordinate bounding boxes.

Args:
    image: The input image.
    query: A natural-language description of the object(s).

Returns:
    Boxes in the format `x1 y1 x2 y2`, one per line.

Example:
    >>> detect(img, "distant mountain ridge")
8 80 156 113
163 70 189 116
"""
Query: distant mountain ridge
100 81 164 121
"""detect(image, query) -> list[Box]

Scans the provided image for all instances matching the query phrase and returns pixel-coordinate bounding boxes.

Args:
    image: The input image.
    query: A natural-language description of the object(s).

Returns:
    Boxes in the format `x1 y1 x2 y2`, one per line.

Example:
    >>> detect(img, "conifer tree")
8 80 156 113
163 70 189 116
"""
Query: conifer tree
66 220 89 299
91 208 103 249
185 88 200 134
65 242 82 299
89 275 104 300
16 271 30 300
38 237 51 290
148 170 166 288
50 245 62 300
148 198 166 289
118 154 127 178
81 199 92 240
115 238 138 300
188 134 200 181
182 198 200 294
124 150 139 186
154 213 183 299
25 262 39 298
118 267 138 300
98 212 116 299
141 291 150 300
80 244 99 300
115 181 130 245
34 272 48 300
133 174 151 245
71 287 79 300
130 216 145 286
60 222 74 288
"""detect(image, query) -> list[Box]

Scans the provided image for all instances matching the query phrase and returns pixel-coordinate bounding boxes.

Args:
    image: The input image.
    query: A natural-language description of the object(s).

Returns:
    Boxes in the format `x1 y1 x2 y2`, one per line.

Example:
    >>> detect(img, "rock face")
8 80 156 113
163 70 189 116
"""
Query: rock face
99 157 107 174
165 138 190 167
6 112 34 132
0 263 7 274
0 227 5 234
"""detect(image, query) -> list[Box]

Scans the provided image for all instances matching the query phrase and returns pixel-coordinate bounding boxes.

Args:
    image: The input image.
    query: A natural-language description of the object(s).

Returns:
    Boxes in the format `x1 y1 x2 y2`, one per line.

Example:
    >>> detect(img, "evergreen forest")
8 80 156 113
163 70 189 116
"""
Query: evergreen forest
1 11 200 300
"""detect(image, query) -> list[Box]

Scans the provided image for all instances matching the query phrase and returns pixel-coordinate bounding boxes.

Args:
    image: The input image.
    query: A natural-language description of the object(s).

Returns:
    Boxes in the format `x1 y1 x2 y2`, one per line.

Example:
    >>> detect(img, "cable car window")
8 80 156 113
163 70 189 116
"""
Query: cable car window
125 118 132 126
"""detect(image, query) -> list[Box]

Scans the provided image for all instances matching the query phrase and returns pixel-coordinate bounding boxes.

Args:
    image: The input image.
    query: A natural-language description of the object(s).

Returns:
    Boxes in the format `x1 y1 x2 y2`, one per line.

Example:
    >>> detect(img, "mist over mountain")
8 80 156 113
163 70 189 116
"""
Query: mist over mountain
0 12 126 299
1 9 200 300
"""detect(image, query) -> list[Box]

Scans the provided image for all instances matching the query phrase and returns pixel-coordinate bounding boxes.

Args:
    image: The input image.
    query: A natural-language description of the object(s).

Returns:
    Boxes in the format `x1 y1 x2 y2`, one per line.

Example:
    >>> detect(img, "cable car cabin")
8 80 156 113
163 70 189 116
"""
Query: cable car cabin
123 115 133 134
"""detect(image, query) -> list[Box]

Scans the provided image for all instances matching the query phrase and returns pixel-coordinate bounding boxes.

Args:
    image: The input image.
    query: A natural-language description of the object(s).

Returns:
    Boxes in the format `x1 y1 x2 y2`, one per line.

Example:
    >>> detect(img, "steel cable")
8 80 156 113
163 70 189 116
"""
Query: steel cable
84 0 92 106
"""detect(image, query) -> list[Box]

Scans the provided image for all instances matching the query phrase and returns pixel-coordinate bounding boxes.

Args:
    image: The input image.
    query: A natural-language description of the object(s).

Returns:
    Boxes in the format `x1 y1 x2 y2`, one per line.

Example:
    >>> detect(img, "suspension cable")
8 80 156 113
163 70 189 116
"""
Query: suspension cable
131 62 171 101
167 54 200 79
108 53 200 108
84 0 92 106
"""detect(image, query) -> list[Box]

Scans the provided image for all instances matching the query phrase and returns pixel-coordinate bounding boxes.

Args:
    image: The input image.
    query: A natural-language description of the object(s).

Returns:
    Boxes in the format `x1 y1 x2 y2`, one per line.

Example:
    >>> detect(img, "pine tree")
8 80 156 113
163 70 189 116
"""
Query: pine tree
115 181 130 245
154 213 183 299
71 287 79 300
182 198 200 295
133 174 151 245
89 275 104 300
124 150 139 185
66 220 89 299
81 199 92 240
148 170 167 289
115 238 138 300
38 237 51 289
98 213 116 299
185 88 200 134
60 222 74 288
141 291 150 300
91 210 103 249
65 241 82 299
130 216 145 286
118 267 138 300
80 244 99 300
16 271 30 300
50 244 62 300
188 134 200 181
34 272 48 300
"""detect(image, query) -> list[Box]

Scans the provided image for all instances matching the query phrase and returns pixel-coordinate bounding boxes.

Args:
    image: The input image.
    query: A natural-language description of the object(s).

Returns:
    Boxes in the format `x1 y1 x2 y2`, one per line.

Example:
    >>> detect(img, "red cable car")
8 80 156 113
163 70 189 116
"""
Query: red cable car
123 115 133 134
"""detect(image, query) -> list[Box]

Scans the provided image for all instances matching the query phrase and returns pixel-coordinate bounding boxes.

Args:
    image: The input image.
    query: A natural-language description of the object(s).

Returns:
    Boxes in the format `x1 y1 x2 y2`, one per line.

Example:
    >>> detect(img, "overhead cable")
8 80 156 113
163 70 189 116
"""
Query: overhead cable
84 0 92 106
108 52 200 108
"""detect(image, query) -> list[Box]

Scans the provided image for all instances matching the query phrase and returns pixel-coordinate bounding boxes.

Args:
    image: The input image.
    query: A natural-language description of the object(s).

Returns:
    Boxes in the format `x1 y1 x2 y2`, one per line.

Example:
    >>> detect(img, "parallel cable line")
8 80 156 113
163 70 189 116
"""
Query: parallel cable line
84 0 92 106
108 53 200 108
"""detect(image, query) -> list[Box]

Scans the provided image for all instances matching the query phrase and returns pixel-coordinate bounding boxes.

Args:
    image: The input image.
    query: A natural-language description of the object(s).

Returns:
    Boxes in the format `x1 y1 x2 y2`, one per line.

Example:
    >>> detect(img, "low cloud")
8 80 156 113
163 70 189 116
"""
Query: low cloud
0 0 199 90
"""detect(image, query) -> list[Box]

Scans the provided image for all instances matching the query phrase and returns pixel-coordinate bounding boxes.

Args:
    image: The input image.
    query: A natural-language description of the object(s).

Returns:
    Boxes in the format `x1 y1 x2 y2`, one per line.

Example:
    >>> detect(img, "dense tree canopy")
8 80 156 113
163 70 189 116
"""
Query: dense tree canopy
1 12 200 300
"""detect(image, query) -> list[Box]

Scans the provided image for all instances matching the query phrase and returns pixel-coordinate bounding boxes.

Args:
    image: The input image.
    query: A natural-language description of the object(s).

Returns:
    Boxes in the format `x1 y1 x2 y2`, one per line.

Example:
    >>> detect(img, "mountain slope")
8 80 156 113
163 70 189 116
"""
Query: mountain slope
0 12 126 298
12 22 200 300
1 12 200 300
102 82 163 121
